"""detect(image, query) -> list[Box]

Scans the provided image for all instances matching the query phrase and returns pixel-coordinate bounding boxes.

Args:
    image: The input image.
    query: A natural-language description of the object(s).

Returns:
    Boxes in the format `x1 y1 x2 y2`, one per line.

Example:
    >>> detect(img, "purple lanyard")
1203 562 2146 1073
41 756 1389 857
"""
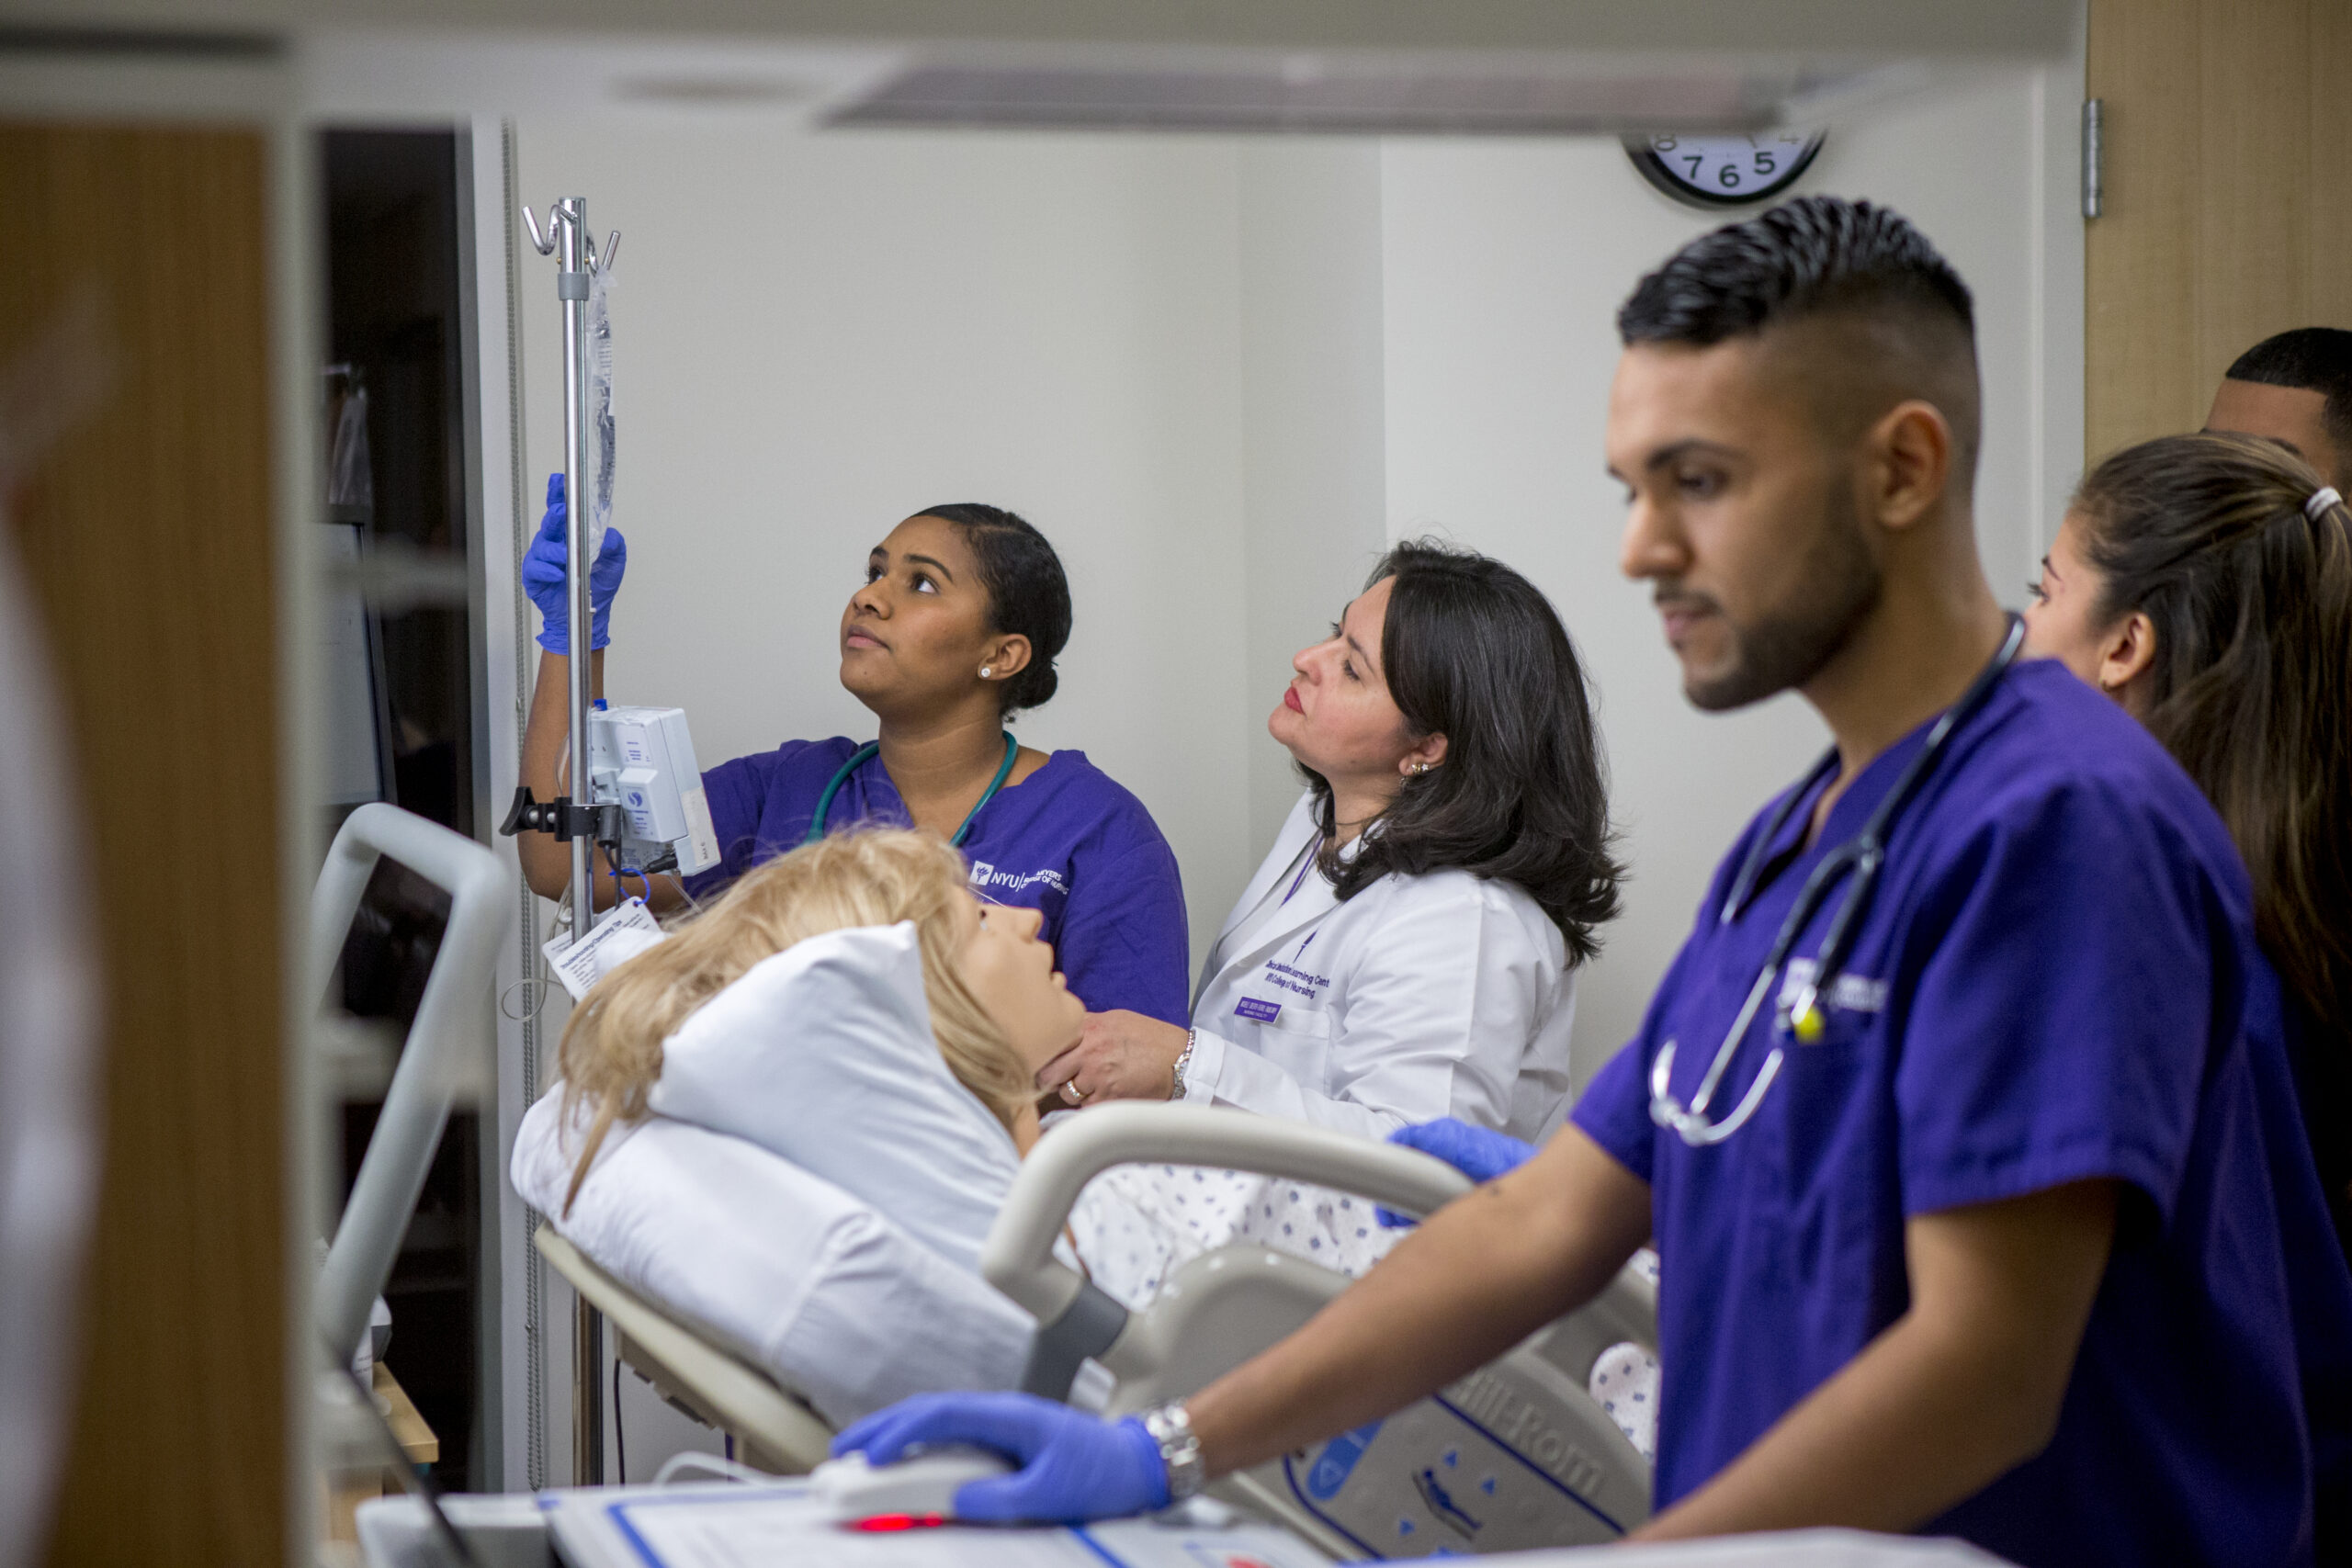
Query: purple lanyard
1281 839 1323 905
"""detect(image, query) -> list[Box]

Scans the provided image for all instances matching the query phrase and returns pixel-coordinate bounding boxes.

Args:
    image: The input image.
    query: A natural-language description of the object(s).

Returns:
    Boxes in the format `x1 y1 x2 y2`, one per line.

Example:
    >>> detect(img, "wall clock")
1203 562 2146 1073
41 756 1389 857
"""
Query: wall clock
1623 130 1826 209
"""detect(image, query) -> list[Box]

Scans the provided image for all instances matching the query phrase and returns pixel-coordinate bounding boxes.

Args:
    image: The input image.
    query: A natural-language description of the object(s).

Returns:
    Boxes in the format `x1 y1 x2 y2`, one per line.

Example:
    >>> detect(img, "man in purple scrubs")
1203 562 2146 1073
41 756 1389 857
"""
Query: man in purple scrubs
831 199 2352 1562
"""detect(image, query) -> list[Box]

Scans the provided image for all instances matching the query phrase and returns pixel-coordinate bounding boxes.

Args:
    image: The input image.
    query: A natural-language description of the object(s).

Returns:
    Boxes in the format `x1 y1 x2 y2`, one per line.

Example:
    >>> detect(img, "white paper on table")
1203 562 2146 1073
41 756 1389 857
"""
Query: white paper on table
554 1483 1331 1568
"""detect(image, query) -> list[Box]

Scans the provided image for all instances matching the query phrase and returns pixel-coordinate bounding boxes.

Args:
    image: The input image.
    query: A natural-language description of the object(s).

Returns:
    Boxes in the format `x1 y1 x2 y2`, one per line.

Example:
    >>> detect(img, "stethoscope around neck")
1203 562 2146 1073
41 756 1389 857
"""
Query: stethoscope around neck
805 730 1019 849
1649 615 2027 1148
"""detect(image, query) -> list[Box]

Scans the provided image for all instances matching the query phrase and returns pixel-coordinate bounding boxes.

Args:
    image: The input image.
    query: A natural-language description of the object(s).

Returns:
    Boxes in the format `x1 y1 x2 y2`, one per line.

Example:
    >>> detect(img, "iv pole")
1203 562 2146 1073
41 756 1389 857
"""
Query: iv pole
520 195 619 1485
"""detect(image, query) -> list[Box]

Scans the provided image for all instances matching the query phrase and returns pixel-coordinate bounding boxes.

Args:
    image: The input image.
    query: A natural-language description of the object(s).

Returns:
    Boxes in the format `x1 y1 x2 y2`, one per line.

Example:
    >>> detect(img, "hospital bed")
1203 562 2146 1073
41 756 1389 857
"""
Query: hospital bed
539 1101 1657 1558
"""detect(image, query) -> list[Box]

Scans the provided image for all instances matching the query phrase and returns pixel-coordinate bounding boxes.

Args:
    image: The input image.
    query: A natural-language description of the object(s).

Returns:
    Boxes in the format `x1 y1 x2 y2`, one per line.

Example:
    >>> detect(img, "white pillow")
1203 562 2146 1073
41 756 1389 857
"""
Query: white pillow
511 1090 1031 1424
645 921 1019 1276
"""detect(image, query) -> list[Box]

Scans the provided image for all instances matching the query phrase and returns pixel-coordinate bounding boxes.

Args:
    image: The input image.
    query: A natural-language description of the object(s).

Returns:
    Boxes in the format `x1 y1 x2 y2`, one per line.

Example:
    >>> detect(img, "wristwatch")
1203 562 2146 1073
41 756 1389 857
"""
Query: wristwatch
1139 1401 1206 1501
1168 1028 1198 1101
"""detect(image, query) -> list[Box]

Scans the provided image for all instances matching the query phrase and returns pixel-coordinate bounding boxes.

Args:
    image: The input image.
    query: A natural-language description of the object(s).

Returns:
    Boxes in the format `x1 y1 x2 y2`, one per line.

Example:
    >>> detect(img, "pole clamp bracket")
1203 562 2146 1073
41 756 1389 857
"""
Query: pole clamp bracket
499 786 622 845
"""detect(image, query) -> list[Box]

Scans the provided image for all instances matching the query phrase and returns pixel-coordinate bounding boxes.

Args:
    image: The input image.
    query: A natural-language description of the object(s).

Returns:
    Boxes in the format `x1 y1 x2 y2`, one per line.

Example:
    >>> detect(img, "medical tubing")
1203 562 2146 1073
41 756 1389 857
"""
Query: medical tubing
983 1103 1472 1326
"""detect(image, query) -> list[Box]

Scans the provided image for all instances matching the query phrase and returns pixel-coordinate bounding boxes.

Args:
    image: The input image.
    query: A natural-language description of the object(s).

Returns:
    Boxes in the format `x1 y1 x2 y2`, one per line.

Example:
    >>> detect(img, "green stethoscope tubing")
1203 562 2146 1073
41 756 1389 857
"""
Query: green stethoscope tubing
805 730 1020 849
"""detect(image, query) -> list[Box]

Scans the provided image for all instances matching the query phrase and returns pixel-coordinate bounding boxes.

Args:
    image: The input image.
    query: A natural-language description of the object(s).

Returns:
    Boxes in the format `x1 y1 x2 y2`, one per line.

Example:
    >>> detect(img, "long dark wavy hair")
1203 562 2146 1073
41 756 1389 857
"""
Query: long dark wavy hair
1304 540 1623 962
2073 434 2352 1048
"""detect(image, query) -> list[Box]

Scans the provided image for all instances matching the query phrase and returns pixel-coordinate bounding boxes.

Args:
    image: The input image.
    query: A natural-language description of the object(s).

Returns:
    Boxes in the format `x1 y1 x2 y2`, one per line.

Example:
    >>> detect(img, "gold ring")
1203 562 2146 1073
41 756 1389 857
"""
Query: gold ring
1061 1080 1086 1105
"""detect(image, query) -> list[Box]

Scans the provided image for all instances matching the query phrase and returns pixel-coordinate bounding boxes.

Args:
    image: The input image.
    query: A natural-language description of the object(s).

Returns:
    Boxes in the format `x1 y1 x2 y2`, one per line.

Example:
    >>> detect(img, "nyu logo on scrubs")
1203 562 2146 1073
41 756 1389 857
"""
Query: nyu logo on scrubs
1778 958 1887 1022
967 861 1069 896
1236 996 1283 1023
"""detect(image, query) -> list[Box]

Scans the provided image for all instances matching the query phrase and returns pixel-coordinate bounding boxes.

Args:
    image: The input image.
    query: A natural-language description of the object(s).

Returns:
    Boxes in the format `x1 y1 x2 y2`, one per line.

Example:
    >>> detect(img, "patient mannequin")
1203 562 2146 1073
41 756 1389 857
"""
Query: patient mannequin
559 829 1080 1213
551 828 1401 1297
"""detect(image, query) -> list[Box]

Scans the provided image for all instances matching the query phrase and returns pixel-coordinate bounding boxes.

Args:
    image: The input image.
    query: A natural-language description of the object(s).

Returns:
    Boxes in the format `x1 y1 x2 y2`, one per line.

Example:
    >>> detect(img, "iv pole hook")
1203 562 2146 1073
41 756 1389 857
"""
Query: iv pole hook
520 202 566 257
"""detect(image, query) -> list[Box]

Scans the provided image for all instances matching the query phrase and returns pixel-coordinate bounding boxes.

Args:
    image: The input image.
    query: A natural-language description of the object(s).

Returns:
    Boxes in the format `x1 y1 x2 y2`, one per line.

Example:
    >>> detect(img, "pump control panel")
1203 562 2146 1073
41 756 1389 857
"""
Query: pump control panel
589 705 722 878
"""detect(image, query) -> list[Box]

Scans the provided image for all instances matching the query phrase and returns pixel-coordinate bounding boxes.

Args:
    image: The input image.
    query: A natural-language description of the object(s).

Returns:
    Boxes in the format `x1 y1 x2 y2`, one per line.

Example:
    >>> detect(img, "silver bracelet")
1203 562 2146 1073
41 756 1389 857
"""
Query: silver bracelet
1139 1401 1205 1501
1168 1028 1198 1100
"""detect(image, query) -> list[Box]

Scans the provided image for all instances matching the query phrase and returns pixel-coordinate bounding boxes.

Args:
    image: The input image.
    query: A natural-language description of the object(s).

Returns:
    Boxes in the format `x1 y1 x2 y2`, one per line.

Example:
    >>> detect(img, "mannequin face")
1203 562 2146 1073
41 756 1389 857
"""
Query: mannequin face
950 893 1082 1076
2022 509 2157 715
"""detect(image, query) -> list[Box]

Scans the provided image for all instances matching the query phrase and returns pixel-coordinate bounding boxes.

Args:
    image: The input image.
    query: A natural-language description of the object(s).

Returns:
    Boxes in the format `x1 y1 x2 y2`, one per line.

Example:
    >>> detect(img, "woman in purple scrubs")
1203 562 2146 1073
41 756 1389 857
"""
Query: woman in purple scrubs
515 484 1190 1023
2023 432 2352 1261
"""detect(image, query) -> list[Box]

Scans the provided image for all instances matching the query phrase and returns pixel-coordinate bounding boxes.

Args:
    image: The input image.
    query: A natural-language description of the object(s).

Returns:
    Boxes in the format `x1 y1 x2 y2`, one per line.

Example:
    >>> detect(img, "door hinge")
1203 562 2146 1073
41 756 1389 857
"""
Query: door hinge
2082 98 2104 220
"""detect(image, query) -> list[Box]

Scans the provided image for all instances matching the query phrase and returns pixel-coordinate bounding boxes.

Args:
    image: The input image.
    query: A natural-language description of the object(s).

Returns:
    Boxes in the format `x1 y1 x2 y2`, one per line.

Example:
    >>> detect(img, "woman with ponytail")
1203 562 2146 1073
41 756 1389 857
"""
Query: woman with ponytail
2026 432 2352 1255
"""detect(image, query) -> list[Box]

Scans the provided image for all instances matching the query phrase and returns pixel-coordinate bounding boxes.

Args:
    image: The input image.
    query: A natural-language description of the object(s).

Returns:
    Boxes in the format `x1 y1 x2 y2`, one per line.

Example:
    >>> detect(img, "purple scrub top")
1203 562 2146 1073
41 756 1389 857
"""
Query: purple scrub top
682 737 1191 1025
1575 660 2352 1567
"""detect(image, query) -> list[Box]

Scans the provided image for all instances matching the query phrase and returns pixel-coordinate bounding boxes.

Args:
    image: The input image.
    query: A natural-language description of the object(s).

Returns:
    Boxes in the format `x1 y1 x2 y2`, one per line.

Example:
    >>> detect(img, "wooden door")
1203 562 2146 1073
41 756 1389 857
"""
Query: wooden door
2086 0 2352 458
0 123 288 1566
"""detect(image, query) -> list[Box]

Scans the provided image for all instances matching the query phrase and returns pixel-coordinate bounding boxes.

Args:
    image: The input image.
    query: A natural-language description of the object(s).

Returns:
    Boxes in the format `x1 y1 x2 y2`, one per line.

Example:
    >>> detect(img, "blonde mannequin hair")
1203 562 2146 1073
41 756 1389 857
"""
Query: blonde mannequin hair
556 829 1031 1214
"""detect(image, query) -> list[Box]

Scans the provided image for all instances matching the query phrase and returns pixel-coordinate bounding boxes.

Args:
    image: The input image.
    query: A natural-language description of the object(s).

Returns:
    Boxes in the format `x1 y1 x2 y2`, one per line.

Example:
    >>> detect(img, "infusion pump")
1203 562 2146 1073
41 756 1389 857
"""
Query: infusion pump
590 705 722 878
501 703 722 882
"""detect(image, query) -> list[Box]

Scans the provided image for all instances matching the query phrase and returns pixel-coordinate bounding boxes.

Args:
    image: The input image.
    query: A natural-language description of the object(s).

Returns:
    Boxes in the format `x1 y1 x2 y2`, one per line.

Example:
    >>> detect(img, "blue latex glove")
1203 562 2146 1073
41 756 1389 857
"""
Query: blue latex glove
521 472 627 653
831 1392 1169 1524
1377 1117 1538 1227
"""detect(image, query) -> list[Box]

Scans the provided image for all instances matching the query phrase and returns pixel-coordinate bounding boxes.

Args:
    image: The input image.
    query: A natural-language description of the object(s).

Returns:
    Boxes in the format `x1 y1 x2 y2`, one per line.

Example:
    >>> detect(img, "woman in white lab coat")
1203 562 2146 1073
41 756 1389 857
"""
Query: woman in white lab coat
1035 539 1622 1140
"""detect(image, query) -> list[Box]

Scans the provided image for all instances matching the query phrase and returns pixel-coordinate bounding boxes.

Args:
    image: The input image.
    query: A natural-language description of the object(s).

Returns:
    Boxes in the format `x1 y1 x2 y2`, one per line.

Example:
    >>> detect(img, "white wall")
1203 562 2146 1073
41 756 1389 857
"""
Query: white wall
1236 142 1392 851
514 66 2081 1082
1378 64 2084 1081
515 123 1263 963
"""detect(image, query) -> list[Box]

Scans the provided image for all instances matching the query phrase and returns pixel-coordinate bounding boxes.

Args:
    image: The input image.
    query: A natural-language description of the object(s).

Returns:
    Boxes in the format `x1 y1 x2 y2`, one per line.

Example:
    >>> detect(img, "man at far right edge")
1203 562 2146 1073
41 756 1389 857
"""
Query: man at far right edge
2205 326 2352 491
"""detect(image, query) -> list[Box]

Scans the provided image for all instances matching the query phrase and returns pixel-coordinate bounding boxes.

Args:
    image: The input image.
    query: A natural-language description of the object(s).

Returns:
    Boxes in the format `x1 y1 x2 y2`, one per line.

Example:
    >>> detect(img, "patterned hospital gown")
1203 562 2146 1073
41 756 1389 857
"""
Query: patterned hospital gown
1066 1163 1400 1303
1061 1162 1663 1462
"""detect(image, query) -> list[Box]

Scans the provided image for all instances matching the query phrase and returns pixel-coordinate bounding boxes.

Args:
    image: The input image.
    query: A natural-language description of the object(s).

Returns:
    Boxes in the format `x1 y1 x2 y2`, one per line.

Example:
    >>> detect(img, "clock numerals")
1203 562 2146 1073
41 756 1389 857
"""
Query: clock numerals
1625 130 1826 209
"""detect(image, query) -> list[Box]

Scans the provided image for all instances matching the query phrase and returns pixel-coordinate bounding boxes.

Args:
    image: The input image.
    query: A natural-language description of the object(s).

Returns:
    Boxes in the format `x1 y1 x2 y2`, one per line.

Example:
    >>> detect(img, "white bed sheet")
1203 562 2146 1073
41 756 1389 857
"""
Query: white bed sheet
513 1090 1033 1426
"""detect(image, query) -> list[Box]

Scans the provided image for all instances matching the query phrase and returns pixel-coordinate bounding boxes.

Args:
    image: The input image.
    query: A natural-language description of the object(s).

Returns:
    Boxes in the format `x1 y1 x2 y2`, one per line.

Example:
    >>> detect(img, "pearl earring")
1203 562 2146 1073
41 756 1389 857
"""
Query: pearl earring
979 666 992 679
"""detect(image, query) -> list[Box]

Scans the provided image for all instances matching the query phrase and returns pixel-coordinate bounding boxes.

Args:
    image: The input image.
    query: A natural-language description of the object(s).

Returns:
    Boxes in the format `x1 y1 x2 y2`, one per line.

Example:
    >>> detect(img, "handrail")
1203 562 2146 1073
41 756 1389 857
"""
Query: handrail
981 1102 1470 1326
314 803 514 1362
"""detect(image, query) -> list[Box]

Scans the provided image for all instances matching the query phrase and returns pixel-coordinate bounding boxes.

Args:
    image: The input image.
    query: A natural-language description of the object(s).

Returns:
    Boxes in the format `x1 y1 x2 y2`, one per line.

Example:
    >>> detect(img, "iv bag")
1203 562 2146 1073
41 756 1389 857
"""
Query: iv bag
588 265 616 559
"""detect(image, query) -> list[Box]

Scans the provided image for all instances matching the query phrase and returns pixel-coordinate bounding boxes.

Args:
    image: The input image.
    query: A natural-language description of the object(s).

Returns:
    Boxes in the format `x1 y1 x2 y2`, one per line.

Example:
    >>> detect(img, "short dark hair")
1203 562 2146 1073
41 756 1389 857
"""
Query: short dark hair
1617 196 1980 480
1307 539 1623 961
2224 327 2352 467
917 503 1072 716
1618 195 1973 347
